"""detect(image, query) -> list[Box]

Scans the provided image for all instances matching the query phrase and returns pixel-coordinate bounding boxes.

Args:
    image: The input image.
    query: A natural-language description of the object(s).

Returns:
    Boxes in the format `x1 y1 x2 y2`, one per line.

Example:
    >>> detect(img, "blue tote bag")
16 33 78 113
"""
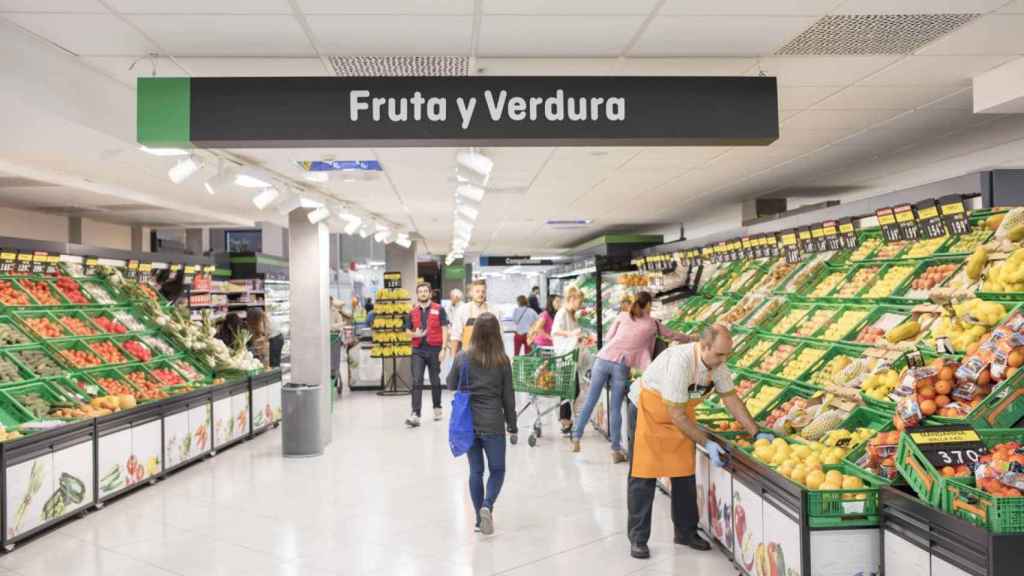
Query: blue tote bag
449 356 475 457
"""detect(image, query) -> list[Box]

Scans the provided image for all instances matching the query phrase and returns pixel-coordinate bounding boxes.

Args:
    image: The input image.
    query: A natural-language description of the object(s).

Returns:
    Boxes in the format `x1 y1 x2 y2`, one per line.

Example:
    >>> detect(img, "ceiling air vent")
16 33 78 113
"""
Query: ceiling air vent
329 56 470 77
777 14 979 56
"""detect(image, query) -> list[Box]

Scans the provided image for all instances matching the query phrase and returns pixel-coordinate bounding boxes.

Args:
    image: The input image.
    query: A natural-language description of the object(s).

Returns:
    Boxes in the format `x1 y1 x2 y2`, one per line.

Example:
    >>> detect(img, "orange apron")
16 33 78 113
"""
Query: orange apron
631 344 708 479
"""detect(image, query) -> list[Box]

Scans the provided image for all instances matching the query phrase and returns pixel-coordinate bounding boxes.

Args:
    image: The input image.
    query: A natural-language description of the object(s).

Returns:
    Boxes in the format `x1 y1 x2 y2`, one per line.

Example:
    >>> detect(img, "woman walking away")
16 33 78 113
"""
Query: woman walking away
552 286 585 434
447 313 517 535
512 295 539 356
571 291 692 461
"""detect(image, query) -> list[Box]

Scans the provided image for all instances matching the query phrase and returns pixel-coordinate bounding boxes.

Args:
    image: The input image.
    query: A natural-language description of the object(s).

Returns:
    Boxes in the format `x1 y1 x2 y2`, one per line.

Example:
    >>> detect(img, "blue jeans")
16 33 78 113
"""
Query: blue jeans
468 433 506 524
572 357 629 451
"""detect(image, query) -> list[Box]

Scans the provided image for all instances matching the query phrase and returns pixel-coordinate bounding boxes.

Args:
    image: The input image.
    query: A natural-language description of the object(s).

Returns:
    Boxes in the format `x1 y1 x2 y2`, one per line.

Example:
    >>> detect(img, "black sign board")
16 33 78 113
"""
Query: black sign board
150 76 781 148
798 227 815 254
30 252 49 275
907 424 987 471
780 230 801 264
480 255 556 266
893 204 919 241
914 199 947 239
82 256 99 276
822 220 841 251
939 195 971 235
125 259 139 281
837 219 858 250
876 207 901 242
383 271 402 289
0 249 15 275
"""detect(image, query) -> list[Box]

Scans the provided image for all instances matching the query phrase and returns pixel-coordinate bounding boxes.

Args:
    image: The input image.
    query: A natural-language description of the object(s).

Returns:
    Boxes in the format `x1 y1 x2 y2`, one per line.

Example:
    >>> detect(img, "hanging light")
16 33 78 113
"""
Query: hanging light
252 187 280 210
394 234 412 249
203 163 235 195
303 171 329 183
168 156 203 184
358 226 371 238
140 145 189 157
456 184 485 203
456 203 479 221
456 150 493 185
343 219 361 235
235 167 274 189
307 206 331 224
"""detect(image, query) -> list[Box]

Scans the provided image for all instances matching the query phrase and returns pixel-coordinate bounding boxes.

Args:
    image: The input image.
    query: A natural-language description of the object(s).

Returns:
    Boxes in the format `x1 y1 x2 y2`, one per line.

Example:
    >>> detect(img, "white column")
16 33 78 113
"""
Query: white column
288 208 332 446
384 241 417 390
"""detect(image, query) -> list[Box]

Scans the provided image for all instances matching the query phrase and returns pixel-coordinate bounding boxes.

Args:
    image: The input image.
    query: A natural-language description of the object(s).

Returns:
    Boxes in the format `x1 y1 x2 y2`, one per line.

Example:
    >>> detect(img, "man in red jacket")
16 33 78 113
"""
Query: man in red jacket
405 282 450 427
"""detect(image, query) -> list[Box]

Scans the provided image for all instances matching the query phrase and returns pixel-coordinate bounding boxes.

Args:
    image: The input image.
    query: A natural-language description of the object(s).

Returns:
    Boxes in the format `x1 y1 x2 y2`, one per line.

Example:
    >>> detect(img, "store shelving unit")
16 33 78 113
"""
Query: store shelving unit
225 252 290 375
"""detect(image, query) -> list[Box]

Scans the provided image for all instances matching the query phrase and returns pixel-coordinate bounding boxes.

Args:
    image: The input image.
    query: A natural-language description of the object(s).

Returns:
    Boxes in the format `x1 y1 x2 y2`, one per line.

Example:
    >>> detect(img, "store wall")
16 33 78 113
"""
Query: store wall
0 206 69 243
684 204 744 239
81 218 132 251
260 222 287 258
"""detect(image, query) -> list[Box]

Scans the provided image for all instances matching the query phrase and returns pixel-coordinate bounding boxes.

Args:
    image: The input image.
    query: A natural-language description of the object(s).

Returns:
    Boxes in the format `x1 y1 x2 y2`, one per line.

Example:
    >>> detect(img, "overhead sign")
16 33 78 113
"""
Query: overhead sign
480 256 556 266
138 76 779 148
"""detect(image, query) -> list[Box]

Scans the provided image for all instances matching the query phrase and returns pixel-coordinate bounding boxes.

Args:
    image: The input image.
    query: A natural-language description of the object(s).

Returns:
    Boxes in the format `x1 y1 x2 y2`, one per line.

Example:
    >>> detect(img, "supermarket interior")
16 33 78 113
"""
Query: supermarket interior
5 1 1024 575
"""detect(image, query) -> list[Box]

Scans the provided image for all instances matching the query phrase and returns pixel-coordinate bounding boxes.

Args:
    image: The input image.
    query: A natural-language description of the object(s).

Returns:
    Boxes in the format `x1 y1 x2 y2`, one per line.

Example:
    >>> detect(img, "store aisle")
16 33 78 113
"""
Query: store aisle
0 391 735 576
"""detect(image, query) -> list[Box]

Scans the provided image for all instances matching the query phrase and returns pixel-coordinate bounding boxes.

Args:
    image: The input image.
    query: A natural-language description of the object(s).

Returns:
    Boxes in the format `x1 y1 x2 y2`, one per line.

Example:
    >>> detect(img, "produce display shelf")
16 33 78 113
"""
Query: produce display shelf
769 340 831 382
888 254 966 304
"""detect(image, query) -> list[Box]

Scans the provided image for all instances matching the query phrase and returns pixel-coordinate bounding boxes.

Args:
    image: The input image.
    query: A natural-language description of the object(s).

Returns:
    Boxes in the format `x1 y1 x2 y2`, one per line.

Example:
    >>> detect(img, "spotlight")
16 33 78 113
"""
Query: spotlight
454 219 474 236
140 145 189 157
307 206 330 224
168 156 202 184
374 230 392 244
304 171 329 183
456 204 479 221
203 167 235 195
394 234 412 249
456 184 485 203
252 187 280 210
456 150 493 184
235 167 274 189
344 219 361 235
358 226 371 239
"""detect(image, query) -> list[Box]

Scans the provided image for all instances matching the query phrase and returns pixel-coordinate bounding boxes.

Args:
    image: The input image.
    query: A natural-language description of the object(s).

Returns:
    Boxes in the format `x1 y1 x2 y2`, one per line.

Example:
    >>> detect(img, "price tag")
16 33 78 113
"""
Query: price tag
821 221 841 251
838 219 858 250
811 225 828 252
798 227 815 254
138 262 153 283
894 204 919 241
0 250 16 274
30 251 49 275
45 254 61 275
126 259 139 281
914 200 946 239
82 256 98 276
780 230 801 264
766 234 780 258
15 253 33 274
741 237 753 260
939 194 971 235
383 271 402 289
876 207 902 242
907 424 987 471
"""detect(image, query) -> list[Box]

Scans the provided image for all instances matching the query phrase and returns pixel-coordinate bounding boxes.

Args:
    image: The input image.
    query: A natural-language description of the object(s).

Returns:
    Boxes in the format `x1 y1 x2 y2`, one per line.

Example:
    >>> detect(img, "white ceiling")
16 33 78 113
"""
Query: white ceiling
1 0 1024 255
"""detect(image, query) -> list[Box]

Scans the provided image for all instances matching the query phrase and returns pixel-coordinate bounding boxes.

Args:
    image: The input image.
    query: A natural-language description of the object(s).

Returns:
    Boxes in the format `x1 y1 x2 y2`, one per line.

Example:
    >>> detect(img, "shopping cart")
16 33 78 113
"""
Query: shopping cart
511 348 579 447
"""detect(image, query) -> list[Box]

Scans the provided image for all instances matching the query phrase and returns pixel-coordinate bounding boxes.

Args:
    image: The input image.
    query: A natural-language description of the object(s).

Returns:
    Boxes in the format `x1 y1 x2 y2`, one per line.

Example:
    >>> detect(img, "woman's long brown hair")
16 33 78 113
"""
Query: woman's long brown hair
629 291 653 320
468 312 510 368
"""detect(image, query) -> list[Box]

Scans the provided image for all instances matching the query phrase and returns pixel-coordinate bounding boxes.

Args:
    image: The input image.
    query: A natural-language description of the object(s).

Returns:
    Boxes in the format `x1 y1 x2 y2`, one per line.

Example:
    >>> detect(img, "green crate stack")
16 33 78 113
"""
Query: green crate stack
815 304 874 342
856 261 919 302
805 463 886 528
772 341 831 382
760 302 813 336
802 344 865 389
751 338 802 378
888 255 966 305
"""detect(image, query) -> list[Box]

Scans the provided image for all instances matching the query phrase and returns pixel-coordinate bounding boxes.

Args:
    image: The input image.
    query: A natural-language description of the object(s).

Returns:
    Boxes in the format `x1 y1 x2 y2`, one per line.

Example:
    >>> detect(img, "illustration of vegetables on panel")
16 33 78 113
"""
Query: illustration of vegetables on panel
179 431 192 462
100 464 124 494
755 542 798 576
42 473 85 521
735 493 754 573
13 460 46 535
194 423 208 452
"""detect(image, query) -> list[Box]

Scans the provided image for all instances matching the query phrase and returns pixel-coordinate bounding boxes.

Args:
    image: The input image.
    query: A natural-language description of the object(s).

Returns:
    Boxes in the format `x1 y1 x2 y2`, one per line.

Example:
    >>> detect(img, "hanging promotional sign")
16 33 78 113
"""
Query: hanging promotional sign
138 76 779 148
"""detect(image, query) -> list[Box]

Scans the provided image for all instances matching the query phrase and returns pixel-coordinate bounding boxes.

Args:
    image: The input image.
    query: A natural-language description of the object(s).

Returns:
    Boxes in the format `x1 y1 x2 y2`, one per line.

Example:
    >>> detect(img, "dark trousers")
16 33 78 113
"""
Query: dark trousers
410 348 442 416
468 433 506 523
626 402 699 546
559 374 580 423
269 334 284 368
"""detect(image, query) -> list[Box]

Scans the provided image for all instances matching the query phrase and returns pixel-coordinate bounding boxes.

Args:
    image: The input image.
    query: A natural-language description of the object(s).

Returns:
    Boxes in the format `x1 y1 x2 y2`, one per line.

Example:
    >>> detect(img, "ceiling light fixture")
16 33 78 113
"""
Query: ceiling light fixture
168 156 203 184
374 230 392 244
394 234 412 249
203 164 235 195
140 145 189 157
303 171 329 183
343 219 361 235
235 167 274 189
456 150 493 185
456 204 479 221
307 206 331 224
252 187 280 210
456 184 485 203
358 226 371 239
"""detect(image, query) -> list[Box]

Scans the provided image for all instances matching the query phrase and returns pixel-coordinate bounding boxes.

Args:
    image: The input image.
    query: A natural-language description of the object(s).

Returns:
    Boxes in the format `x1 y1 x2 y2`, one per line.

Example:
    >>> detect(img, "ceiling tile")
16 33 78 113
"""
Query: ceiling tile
81 56 187 87
812 85 965 110
616 57 757 75
0 0 106 11
660 0 842 15
476 58 617 75
176 57 329 76
2 13 155 55
299 0 473 14
622 147 733 171
859 55 1017 85
782 108 905 133
105 0 291 13
126 14 315 56
632 15 818 56
755 55 900 86
999 1 1024 12
483 0 660 14
309 15 472 56
917 15 1024 55
478 15 644 57
922 88 975 111
779 85 843 109
833 0 1006 14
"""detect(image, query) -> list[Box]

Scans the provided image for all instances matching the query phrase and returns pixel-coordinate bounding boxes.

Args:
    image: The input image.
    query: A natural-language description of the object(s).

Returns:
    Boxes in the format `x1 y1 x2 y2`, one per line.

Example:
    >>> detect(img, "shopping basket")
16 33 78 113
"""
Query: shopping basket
511 348 579 447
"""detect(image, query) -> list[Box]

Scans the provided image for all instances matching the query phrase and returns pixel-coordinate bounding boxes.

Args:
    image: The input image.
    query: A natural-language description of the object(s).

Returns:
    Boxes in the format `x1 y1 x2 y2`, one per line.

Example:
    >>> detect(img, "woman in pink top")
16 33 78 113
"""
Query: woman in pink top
529 295 560 348
570 291 692 462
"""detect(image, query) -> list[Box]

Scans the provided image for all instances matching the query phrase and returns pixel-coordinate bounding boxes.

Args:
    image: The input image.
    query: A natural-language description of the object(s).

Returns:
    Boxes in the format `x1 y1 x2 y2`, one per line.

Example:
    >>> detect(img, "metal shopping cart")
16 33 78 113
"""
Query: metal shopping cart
511 348 579 447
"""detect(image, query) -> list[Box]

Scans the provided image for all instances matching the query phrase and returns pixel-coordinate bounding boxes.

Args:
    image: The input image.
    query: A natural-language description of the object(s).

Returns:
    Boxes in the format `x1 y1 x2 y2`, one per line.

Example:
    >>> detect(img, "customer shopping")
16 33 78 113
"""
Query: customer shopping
528 294 560 348
625 324 770 560
552 286 585 434
405 282 450 427
446 313 517 535
450 280 489 353
511 295 539 356
571 291 692 461
246 309 270 369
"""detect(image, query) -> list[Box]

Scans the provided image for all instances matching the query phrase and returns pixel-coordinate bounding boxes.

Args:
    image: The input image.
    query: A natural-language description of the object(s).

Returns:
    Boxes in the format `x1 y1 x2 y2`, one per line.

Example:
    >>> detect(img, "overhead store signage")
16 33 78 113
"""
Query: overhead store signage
479 255 555 266
137 76 779 148
939 195 971 235
915 199 947 239
876 207 901 242
298 160 382 172
894 204 919 241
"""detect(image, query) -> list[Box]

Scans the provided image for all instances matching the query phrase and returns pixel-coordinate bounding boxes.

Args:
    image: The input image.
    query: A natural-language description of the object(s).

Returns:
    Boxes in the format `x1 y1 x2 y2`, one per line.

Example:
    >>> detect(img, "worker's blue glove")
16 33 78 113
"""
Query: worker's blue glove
755 432 775 443
705 440 727 467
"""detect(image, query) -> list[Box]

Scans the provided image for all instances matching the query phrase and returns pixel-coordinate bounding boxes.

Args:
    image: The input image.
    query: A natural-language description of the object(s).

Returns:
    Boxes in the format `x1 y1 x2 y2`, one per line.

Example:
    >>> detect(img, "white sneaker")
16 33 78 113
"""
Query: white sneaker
405 414 421 427
433 408 443 421
479 507 494 535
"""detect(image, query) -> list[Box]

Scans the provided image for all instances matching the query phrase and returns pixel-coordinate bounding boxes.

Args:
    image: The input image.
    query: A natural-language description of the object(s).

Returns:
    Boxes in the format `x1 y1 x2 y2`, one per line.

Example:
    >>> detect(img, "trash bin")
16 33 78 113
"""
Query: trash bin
282 383 324 457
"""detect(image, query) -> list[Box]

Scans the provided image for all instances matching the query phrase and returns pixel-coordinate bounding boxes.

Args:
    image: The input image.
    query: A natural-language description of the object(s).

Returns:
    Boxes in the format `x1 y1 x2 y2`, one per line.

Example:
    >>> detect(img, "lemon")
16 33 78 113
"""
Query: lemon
792 445 811 459
754 438 771 449
791 466 808 485
842 475 864 490
825 470 843 485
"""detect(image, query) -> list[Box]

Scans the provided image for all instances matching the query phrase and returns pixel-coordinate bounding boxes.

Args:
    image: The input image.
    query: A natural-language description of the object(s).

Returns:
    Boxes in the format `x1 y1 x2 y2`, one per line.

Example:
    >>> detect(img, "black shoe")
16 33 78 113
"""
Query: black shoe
674 533 711 551
630 542 651 559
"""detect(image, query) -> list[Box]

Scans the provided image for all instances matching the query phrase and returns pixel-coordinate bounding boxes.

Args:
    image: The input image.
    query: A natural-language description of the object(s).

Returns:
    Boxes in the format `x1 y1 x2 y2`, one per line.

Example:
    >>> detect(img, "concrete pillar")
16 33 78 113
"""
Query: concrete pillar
131 225 143 252
384 240 417 392
68 217 82 244
185 228 204 255
288 208 333 447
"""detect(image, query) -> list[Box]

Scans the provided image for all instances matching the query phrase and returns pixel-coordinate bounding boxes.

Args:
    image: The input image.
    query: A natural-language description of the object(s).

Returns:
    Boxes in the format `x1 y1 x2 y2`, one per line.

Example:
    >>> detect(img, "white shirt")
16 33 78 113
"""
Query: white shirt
628 342 735 407
450 301 489 344
551 308 580 354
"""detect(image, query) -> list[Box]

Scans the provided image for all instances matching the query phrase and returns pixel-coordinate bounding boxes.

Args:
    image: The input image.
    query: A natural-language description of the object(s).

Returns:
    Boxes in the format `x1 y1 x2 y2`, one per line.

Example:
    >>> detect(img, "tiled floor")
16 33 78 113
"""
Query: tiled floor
0 389 738 576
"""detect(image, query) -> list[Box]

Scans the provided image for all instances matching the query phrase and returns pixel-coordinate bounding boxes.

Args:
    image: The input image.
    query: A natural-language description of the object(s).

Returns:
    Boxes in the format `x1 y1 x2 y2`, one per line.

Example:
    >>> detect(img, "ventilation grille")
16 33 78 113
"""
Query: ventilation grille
329 56 470 77
777 14 979 55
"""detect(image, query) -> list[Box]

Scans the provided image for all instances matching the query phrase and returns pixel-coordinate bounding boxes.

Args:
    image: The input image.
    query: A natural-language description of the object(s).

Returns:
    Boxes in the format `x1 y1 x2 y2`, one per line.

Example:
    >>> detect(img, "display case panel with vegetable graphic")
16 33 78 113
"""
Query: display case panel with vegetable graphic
708 464 734 551
188 403 211 459
809 529 880 576
251 385 270 431
696 449 711 534
230 391 250 441
269 381 282 423
759 502 802 576
212 395 232 447
162 409 189 469
5 453 52 538
734 480 766 576
97 428 131 497
50 440 92 520
131 419 162 483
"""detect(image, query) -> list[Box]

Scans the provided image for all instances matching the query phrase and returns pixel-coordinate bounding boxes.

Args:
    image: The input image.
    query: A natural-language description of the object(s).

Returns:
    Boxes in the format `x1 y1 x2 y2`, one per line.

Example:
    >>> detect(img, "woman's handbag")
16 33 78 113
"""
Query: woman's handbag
448 356 475 457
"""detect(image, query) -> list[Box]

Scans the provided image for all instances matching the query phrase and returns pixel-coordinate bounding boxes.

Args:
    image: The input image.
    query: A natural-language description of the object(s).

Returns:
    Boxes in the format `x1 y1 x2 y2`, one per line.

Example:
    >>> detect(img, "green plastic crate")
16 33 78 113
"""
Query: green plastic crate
772 341 831 382
0 315 32 348
966 369 1024 429
762 302 814 336
844 305 914 347
806 463 885 528
80 366 136 396
0 349 35 386
167 354 213 385
804 345 865 389
775 254 831 295
12 309 71 340
756 382 819 429
797 265 850 300
50 310 104 337
46 338 106 371
0 387 35 429
7 345 65 379
857 261 920 302
789 304 841 340
741 296 787 330
944 474 1024 534
730 335 777 370
0 278 35 310
2 379 78 419
816 304 875 342
13 278 68 307
831 262 887 301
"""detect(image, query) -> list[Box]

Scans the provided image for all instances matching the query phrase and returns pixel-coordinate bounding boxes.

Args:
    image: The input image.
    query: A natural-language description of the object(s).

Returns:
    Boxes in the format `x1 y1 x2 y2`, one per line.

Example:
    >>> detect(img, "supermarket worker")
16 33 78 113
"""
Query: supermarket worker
625 323 770 560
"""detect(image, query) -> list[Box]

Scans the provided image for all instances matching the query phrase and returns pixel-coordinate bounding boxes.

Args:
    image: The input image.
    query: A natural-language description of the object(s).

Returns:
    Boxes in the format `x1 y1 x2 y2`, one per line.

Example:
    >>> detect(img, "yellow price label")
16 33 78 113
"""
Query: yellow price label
909 429 981 444
811 228 824 238
941 202 965 216
895 209 915 224
1 252 16 261
781 233 797 246
17 253 33 263
918 206 939 220
824 225 837 236
798 230 811 241
839 223 855 234
878 213 896 226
